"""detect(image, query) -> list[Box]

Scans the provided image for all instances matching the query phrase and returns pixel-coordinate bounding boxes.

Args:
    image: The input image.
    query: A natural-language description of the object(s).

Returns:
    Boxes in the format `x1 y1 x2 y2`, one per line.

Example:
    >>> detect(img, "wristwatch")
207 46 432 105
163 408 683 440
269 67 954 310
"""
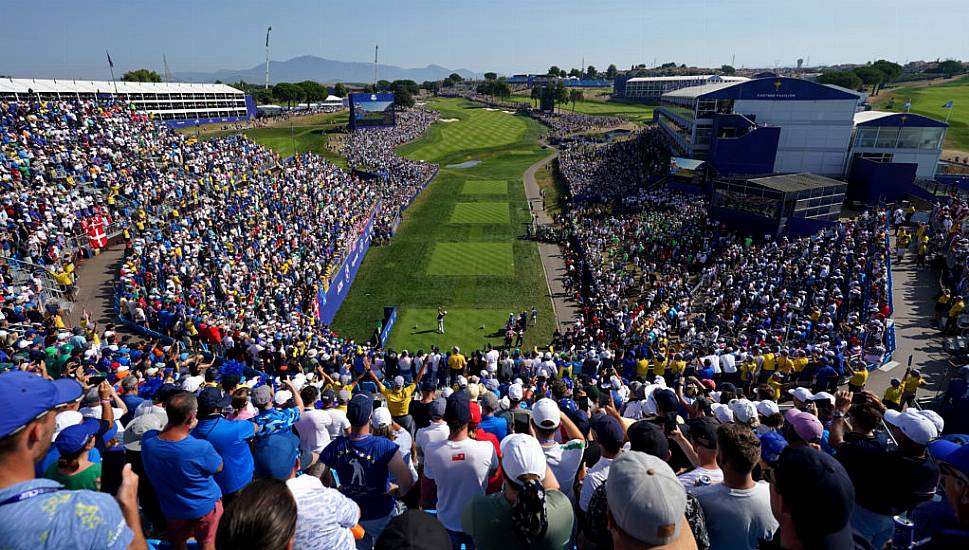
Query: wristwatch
833 411 845 418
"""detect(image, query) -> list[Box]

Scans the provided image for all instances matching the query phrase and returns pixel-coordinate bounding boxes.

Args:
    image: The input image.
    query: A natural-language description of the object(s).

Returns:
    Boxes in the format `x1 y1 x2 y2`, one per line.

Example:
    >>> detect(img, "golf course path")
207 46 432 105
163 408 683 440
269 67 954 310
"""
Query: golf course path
523 150 578 330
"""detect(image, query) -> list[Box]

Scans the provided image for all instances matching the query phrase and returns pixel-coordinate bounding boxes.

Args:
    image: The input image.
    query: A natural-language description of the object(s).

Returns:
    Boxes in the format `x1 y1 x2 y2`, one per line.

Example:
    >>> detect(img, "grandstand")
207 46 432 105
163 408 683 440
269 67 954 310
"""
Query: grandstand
0 78 256 127
614 74 749 100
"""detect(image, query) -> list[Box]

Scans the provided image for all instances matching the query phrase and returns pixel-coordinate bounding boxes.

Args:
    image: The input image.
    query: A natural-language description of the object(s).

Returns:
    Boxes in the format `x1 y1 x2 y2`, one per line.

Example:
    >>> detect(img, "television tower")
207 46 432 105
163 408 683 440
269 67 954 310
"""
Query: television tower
264 26 272 89
374 45 379 86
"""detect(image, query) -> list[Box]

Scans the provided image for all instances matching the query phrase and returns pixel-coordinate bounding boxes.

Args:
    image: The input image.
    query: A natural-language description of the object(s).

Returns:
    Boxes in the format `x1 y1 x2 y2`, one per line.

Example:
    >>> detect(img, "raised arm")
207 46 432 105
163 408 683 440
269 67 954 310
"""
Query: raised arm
413 358 429 386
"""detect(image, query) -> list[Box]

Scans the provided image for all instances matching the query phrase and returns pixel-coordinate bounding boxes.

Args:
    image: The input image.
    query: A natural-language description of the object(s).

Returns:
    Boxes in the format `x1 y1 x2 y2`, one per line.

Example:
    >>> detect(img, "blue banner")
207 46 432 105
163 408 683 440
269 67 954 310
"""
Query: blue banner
317 213 377 324
380 307 397 348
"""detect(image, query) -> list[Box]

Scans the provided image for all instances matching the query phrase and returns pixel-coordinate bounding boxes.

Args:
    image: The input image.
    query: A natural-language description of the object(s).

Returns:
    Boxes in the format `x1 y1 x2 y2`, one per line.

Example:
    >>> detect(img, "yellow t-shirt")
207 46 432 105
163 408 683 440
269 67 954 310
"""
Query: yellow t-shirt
903 376 925 394
883 385 904 405
740 362 757 382
670 360 687 377
776 357 794 375
651 358 668 378
381 384 417 417
768 377 782 400
448 354 467 371
792 357 809 374
950 301 965 319
849 367 868 387
635 358 650 378
762 353 776 372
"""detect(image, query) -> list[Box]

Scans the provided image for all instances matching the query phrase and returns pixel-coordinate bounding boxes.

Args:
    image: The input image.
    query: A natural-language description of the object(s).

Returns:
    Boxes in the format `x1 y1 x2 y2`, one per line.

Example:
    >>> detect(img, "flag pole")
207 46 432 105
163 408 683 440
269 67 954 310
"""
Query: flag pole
265 26 272 90
106 50 118 95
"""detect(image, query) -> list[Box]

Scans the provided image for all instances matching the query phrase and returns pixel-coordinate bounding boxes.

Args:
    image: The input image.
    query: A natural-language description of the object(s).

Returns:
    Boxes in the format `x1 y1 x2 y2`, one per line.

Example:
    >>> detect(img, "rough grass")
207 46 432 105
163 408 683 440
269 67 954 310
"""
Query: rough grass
331 97 556 351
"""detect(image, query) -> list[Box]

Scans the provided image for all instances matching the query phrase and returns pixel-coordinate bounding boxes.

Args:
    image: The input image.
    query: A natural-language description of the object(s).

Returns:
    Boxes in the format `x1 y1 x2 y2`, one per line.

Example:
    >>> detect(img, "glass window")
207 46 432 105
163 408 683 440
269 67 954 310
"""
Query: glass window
897 127 921 149
874 127 899 148
919 128 944 150
854 128 878 147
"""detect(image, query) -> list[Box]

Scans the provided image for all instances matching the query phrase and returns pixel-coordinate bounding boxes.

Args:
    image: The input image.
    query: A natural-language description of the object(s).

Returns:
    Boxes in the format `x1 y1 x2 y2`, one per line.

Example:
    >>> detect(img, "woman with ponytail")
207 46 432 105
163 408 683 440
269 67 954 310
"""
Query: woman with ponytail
461 433 575 549
44 422 101 491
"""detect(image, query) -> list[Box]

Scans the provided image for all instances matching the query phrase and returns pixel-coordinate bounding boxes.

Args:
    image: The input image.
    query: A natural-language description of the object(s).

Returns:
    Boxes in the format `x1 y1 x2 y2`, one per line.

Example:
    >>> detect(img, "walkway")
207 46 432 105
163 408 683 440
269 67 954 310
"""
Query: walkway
70 244 136 336
522 149 579 330
869 244 950 403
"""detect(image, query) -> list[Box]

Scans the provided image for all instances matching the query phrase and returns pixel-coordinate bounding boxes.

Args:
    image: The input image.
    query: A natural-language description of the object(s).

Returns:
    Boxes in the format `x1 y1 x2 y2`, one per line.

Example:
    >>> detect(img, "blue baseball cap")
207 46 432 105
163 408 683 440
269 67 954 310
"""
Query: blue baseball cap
54 421 99 456
0 372 83 439
759 430 789 465
929 435 969 476
253 431 313 480
197 387 231 416
346 393 374 427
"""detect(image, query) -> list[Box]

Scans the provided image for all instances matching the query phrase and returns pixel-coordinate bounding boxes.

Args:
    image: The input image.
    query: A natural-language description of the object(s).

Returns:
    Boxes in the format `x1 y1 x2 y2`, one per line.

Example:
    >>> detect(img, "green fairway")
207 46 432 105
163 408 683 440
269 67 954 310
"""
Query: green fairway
462 180 508 195
331 97 556 351
512 88 654 123
389 308 516 353
450 202 511 224
426 242 514 276
877 76 969 151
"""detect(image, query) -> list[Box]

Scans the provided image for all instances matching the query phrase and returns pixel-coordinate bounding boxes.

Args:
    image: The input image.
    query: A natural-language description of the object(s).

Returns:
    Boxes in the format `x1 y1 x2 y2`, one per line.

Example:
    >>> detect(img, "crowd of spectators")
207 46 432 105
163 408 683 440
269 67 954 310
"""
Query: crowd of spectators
529 111 625 141
557 129 668 202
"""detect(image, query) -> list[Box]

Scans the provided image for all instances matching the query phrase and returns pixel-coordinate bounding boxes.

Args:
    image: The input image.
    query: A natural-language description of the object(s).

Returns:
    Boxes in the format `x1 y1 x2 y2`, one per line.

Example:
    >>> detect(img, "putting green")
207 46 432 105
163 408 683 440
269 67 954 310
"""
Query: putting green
462 180 508 195
450 202 510 224
426 242 514 276
386 307 513 351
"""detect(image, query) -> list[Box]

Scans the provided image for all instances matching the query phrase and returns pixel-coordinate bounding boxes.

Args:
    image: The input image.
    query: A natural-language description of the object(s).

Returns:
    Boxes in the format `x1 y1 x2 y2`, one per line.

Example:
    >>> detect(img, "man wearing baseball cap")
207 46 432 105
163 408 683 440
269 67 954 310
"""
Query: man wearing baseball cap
580 414 625 513
912 437 969 548
250 378 303 440
839 407 941 549
367 357 428 436
606 450 697 549
461 433 574 549
0 371 146 549
770 446 866 549
531 397 587 506
319 392 413 549
423 389 498 548
190 386 258 506
414 396 448 510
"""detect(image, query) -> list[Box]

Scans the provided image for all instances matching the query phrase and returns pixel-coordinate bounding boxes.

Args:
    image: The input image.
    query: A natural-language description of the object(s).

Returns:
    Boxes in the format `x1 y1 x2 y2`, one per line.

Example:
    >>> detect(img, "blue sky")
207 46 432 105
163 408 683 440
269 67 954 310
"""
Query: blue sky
3 0 967 79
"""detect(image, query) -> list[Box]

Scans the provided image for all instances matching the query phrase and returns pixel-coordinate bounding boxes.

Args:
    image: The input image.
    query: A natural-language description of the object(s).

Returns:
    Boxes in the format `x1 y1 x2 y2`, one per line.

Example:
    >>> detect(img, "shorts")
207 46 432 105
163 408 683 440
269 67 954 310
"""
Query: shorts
166 500 223 545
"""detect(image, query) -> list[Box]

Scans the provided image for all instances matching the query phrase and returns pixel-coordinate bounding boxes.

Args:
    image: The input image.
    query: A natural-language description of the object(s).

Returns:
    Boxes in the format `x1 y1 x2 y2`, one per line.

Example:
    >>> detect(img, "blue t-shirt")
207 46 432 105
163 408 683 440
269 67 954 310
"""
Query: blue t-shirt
320 435 399 520
0 478 133 549
478 414 508 442
141 431 223 520
191 416 257 495
251 407 300 440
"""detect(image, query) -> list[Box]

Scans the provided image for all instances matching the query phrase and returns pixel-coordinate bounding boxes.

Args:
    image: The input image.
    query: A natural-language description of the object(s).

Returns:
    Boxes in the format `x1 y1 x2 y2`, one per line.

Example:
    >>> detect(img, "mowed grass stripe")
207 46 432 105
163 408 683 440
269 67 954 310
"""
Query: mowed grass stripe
462 180 508 195
426 242 514 276
451 202 510 224
387 307 515 351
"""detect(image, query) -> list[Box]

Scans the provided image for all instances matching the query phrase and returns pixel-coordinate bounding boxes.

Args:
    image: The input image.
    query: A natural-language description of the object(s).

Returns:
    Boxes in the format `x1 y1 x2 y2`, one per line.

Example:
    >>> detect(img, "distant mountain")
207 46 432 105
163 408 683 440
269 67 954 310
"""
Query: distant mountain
173 55 480 84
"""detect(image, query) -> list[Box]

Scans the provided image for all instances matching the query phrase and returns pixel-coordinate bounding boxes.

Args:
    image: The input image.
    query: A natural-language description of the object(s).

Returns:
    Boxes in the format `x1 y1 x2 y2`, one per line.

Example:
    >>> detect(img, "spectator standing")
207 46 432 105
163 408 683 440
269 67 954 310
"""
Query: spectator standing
423 390 499 549
531 398 586 505
294 385 333 453
368 356 428 435
912 438 969 548
415 397 448 508
190 387 258 506
461 434 574 549
142 392 224 550
250 380 303 440
675 417 724 492
478 392 509 441
692 422 778 549
319 393 413 549
606 451 698 549
0 372 145 549
579 415 625 513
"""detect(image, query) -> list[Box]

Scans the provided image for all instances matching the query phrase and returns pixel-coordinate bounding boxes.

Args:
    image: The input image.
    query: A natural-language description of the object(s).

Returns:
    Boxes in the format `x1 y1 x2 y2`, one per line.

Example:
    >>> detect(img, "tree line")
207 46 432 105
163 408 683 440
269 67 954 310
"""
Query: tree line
817 59 963 94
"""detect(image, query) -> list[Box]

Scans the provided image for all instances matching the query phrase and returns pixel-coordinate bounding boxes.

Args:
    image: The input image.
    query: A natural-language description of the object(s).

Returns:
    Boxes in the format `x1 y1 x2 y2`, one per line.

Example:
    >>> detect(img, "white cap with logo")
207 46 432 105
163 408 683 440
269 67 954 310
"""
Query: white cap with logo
531 398 561 430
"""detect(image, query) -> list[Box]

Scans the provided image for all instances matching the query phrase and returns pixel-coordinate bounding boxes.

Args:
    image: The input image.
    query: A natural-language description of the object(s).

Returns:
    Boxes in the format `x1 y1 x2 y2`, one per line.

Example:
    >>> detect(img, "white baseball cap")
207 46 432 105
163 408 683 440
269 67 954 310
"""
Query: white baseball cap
371 406 393 428
53 411 84 441
788 387 814 403
607 451 687 547
712 403 734 424
916 410 945 434
728 399 758 424
756 400 780 417
884 409 938 446
508 383 524 401
531 398 561 430
275 390 293 405
809 391 835 405
500 434 546 483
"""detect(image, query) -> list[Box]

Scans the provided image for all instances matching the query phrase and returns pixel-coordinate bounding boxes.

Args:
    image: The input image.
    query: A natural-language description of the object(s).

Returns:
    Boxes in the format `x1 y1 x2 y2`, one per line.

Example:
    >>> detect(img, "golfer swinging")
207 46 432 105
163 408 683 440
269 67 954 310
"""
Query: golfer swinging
437 306 447 334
